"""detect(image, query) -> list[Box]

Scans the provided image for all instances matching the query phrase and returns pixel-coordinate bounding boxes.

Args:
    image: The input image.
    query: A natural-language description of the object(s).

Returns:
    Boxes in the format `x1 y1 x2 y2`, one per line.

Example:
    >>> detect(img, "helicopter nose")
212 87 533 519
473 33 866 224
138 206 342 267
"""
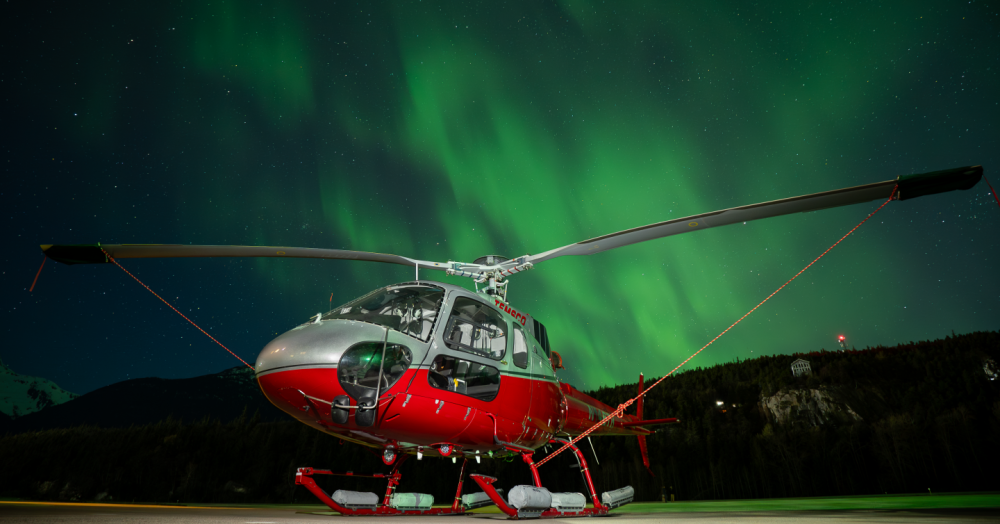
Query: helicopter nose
254 319 420 429
254 319 387 374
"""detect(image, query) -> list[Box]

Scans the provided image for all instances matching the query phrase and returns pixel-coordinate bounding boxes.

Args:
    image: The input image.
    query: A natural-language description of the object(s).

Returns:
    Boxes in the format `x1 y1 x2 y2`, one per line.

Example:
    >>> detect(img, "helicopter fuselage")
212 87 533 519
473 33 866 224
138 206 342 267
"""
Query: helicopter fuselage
254 280 651 460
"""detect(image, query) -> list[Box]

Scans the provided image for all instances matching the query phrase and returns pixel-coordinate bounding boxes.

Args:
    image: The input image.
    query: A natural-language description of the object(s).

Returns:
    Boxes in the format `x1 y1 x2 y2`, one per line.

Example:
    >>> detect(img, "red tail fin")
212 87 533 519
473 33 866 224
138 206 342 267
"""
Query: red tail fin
637 373 654 476
637 373 644 420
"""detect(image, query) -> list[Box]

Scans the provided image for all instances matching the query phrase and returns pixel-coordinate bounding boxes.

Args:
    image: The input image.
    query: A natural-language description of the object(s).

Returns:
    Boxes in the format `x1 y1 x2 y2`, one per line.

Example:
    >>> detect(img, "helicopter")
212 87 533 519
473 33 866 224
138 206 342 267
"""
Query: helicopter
39 165 982 518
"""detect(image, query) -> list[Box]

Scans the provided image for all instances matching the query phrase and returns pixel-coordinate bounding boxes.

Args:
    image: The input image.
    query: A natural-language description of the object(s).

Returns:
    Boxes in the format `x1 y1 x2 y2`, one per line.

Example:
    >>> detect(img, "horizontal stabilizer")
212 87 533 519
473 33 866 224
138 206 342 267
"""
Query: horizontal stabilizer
620 417 679 428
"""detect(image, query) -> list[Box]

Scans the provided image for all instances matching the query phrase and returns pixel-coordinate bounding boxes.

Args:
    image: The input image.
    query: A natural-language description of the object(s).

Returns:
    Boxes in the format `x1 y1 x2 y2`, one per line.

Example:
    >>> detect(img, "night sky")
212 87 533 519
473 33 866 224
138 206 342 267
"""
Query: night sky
3 1 998 396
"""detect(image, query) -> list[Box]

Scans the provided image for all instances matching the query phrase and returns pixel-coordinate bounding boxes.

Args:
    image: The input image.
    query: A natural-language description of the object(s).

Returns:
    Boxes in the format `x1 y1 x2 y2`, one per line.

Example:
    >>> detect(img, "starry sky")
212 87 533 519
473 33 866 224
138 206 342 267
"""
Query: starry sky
3 0 998 395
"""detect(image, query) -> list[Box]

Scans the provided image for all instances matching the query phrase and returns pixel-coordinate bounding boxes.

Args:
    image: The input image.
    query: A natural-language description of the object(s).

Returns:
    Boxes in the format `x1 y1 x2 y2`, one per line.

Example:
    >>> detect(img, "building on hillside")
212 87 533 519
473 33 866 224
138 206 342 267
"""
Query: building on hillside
791 358 811 377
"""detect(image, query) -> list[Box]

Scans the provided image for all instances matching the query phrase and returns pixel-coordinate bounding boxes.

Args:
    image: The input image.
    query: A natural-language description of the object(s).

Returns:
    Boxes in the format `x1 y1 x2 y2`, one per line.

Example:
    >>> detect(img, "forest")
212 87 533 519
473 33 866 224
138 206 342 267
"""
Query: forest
1 330 997 504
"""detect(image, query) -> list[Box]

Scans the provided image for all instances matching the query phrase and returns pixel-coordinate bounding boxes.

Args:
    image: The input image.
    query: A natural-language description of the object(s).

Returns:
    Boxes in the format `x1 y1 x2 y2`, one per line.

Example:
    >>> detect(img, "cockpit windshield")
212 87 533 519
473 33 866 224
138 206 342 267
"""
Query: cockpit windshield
321 284 444 342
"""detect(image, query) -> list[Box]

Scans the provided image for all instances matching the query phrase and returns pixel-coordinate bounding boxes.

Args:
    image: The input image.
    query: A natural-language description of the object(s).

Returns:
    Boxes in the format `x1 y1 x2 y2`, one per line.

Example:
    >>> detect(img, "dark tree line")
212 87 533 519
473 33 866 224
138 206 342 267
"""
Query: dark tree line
586 330 1000 501
1 330 996 503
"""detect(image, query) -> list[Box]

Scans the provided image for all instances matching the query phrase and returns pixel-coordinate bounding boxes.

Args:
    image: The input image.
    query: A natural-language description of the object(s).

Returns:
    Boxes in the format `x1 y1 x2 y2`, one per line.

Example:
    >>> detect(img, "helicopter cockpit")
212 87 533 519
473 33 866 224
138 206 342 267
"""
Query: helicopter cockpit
442 297 507 360
320 284 444 341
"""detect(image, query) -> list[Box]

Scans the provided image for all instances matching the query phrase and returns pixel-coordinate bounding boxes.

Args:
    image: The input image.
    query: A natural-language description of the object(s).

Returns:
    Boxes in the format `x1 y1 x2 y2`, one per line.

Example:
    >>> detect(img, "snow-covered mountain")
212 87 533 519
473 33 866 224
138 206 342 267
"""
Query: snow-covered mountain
0 357 78 419
5 365 286 433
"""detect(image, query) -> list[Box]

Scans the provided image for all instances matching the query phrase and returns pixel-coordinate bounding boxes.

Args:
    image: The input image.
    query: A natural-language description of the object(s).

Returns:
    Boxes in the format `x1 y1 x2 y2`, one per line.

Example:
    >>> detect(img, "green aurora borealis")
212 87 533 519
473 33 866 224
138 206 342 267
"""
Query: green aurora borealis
3 0 998 394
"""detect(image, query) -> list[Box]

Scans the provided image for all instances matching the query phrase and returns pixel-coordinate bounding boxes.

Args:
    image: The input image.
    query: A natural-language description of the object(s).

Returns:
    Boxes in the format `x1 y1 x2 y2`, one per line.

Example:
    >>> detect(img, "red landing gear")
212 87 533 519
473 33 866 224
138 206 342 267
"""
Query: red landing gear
295 454 472 516
296 439 633 518
470 438 634 519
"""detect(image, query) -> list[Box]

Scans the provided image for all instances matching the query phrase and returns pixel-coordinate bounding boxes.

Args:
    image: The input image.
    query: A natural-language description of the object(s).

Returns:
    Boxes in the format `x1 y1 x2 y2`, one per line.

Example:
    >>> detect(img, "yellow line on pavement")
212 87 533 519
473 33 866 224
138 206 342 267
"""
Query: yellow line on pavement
0 501 252 510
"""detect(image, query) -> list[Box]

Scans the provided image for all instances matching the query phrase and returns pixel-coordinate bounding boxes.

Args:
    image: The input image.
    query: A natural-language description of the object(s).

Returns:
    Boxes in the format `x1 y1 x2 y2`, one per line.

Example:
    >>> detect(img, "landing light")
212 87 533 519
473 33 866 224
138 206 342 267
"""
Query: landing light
715 401 724 406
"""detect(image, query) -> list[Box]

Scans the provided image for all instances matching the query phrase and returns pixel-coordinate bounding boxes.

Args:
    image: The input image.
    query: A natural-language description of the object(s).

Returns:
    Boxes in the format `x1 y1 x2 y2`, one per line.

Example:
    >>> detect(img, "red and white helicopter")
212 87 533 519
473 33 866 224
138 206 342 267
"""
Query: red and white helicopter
40 165 982 518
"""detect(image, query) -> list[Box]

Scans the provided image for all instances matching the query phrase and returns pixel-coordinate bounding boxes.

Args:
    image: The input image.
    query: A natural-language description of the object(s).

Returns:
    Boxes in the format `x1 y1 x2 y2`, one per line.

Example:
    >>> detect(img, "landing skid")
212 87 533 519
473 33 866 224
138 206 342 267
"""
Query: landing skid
295 455 469 516
296 438 632 518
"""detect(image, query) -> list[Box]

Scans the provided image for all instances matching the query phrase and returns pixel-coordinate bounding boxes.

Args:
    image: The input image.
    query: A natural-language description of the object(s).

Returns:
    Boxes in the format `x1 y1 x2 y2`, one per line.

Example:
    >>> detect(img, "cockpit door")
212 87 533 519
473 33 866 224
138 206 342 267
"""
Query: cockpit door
511 323 535 444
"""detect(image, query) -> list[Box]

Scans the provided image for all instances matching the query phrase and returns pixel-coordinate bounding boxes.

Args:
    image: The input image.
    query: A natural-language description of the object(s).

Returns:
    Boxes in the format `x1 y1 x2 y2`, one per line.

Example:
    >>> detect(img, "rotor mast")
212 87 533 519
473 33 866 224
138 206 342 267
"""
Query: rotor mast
445 255 534 301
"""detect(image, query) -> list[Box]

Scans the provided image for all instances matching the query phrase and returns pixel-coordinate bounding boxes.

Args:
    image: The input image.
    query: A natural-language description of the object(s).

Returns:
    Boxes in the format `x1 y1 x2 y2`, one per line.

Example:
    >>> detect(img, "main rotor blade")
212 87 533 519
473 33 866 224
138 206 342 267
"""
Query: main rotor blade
39 243 451 272
527 165 983 264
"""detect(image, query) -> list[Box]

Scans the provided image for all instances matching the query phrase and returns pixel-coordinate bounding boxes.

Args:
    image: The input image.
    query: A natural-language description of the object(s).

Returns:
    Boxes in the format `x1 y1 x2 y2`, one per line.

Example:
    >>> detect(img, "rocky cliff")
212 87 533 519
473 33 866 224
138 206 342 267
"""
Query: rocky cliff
0 358 78 419
759 387 863 426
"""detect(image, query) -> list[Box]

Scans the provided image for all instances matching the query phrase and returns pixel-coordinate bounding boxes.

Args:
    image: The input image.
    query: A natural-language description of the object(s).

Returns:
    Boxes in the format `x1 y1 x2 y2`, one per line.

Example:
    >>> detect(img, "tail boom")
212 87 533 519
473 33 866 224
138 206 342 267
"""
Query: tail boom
557 375 679 438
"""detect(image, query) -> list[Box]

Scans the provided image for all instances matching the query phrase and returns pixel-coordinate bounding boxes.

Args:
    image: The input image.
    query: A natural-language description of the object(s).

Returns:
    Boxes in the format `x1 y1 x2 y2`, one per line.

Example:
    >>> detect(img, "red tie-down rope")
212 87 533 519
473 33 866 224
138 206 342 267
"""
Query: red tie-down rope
29 256 47 292
985 176 1000 210
100 248 255 371
535 186 899 468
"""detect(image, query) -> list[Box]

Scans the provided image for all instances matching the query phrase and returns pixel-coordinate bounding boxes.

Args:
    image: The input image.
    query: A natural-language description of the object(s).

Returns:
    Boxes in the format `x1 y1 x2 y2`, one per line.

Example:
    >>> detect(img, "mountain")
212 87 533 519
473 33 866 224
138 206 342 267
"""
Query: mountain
2 366 286 434
0 357 78 419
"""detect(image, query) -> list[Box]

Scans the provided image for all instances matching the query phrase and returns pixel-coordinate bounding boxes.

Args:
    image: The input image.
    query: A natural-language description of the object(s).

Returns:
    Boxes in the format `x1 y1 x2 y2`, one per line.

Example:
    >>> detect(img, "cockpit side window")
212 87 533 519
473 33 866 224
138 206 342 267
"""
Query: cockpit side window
443 297 507 360
427 355 500 401
321 284 444 342
532 319 551 358
512 323 528 369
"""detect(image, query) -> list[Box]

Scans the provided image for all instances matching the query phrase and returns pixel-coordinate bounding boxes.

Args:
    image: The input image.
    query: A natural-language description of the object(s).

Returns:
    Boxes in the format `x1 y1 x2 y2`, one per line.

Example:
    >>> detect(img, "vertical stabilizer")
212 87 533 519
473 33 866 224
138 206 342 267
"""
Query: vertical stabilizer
636 373 653 476
636 373 644 420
